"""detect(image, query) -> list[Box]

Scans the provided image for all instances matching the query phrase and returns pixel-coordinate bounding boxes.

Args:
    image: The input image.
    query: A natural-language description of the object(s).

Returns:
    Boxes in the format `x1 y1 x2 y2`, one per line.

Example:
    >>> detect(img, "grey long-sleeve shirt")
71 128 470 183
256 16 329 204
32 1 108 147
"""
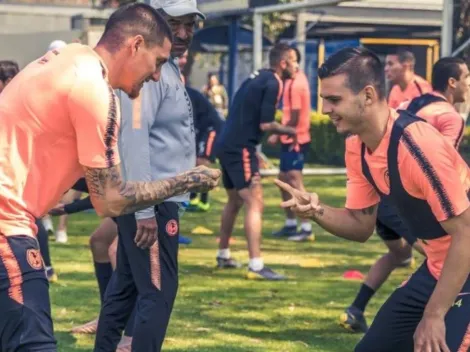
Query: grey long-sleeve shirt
117 58 196 220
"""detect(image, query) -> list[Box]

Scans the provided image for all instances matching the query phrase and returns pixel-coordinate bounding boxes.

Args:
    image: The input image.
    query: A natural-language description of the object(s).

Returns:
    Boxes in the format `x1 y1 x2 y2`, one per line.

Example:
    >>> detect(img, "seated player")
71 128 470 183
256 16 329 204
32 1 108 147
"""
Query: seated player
277 47 470 352
341 56 470 333
215 43 297 280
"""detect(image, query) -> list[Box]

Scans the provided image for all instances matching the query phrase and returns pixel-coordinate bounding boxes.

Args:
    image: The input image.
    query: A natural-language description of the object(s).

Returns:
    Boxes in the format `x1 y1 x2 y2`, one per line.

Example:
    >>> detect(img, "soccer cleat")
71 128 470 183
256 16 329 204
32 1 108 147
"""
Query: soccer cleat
216 257 242 269
246 266 286 280
55 230 68 244
272 225 297 237
71 318 98 334
339 306 368 333
178 235 192 245
197 202 211 212
46 267 58 283
287 229 315 242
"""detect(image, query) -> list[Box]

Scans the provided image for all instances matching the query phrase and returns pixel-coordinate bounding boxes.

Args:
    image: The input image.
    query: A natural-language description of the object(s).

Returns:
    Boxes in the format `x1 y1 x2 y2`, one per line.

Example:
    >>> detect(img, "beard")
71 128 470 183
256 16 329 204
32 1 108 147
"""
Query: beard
281 69 293 80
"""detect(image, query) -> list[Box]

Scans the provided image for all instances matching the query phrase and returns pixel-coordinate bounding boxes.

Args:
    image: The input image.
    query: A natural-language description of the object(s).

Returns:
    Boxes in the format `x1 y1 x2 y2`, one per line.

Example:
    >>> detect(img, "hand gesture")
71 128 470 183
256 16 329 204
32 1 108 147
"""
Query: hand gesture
274 179 322 219
135 216 158 249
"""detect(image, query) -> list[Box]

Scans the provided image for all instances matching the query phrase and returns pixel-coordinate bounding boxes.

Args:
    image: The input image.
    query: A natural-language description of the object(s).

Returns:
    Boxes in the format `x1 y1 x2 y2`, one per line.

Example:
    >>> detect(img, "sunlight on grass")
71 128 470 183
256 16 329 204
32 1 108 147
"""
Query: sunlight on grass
49 175 418 351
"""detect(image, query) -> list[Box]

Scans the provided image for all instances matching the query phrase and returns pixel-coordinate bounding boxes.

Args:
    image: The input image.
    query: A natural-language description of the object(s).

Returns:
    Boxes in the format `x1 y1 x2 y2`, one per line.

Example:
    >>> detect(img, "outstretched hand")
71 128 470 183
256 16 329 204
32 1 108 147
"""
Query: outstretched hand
274 179 323 219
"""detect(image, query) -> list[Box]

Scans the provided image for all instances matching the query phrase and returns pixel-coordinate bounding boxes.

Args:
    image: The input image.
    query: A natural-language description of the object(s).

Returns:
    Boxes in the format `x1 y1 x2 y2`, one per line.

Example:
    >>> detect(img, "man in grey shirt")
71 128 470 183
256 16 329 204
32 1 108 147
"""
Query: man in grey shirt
94 1 205 351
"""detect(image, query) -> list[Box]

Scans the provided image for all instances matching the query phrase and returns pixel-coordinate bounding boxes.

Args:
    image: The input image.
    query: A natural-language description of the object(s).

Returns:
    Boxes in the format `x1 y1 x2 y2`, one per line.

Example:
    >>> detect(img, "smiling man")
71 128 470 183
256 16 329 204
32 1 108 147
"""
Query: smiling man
276 47 470 352
93 1 206 351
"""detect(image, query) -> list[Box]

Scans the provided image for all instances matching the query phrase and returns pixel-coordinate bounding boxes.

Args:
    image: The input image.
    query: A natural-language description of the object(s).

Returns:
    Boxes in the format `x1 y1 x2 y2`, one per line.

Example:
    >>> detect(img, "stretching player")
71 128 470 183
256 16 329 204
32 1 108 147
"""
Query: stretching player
215 43 297 280
0 4 220 351
340 56 470 333
385 49 432 109
277 47 470 352
269 46 313 241
94 1 206 351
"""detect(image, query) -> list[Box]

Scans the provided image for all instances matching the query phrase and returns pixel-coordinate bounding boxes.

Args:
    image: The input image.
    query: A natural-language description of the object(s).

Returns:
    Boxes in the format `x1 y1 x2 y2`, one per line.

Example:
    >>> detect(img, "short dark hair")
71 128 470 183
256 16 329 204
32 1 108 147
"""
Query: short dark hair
99 3 173 53
432 57 466 92
318 47 386 100
0 60 19 83
291 46 301 64
395 49 415 67
269 43 291 67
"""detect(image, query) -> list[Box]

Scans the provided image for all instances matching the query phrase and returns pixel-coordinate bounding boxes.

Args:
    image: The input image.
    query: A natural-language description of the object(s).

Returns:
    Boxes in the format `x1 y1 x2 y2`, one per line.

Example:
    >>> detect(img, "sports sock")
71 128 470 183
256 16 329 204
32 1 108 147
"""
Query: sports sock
94 261 113 304
248 257 264 271
352 284 375 312
285 218 297 227
217 248 231 259
200 192 209 204
300 222 312 232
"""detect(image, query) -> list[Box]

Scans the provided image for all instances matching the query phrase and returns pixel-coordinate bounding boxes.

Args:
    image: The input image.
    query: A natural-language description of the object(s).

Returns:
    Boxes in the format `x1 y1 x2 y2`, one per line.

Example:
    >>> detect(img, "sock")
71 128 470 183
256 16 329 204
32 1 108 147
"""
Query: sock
351 284 376 312
300 222 312 232
190 192 197 200
249 257 264 271
217 248 231 259
94 262 113 304
200 192 209 204
124 308 136 337
285 218 297 227
36 219 52 267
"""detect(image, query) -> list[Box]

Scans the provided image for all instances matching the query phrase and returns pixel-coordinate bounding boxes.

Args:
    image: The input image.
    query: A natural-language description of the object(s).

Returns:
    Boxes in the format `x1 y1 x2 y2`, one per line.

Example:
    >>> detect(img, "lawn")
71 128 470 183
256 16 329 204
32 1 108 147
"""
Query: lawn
49 175 418 351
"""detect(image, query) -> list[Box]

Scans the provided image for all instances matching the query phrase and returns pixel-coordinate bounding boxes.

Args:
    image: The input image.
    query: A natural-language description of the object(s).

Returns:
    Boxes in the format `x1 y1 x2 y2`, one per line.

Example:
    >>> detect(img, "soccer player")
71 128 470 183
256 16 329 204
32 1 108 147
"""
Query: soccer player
94 1 207 351
215 43 297 280
385 49 432 109
269 46 313 241
341 56 470 333
276 47 470 352
0 3 220 351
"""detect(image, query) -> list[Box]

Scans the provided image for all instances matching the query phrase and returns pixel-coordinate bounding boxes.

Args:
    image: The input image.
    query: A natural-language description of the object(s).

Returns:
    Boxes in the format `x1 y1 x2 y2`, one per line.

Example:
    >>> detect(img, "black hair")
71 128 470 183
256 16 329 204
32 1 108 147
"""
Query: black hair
432 56 466 92
269 43 291 68
318 47 386 100
0 60 19 83
99 2 173 53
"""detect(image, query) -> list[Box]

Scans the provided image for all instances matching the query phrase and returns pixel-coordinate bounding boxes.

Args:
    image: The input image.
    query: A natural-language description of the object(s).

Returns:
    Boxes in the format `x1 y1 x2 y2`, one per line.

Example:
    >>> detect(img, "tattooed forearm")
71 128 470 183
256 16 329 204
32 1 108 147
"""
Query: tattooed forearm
84 165 219 217
261 122 296 136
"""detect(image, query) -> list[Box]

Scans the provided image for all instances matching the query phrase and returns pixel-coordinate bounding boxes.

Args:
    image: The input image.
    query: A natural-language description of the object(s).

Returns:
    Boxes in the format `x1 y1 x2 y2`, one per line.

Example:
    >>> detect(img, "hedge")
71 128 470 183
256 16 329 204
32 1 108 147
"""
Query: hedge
262 111 470 167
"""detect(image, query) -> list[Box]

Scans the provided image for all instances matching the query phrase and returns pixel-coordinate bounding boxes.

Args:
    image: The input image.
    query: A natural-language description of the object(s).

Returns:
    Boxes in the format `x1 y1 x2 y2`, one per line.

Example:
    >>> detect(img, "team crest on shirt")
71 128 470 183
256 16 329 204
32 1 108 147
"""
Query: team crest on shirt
384 169 390 188
26 249 43 270
166 220 179 236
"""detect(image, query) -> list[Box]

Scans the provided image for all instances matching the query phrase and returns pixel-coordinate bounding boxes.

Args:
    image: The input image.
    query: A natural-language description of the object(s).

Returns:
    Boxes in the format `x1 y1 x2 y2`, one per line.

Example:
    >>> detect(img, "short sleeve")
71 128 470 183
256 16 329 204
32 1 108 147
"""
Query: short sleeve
290 78 306 110
435 111 465 149
260 76 282 124
401 124 470 222
68 76 120 168
344 137 380 209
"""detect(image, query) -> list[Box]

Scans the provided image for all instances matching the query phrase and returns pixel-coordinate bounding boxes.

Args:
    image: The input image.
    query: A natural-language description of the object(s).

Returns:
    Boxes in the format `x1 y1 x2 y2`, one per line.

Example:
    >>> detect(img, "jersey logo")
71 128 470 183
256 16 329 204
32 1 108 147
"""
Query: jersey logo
166 220 179 236
384 169 390 188
26 249 43 270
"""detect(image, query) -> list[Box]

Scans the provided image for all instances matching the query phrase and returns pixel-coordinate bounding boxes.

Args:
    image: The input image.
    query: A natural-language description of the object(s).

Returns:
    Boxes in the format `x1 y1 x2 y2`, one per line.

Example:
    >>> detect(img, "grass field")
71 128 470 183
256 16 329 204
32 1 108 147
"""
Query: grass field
49 175 418 352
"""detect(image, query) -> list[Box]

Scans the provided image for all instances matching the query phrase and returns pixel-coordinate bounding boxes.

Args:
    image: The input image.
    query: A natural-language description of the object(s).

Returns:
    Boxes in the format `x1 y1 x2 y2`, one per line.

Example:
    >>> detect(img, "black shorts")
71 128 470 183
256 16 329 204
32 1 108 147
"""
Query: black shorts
196 130 217 162
0 235 56 351
219 148 259 190
279 143 310 172
376 199 416 246
355 262 470 352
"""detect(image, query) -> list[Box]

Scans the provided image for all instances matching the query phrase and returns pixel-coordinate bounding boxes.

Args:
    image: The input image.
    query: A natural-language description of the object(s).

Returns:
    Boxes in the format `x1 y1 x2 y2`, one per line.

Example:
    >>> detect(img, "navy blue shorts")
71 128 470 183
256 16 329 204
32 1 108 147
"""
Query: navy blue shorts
0 235 56 351
376 199 417 246
355 262 470 352
219 148 259 190
279 143 309 172
196 130 217 163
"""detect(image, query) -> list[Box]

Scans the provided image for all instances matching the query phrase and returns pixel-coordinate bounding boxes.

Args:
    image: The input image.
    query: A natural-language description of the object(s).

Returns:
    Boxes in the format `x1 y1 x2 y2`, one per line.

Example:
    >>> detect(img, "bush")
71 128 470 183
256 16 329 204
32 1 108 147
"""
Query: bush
262 110 346 166
460 126 470 164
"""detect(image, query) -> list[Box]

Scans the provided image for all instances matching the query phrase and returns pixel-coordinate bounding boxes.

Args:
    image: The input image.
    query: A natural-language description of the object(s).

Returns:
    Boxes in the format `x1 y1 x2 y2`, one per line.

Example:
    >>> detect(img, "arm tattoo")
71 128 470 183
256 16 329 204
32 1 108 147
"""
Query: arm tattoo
84 166 213 216
262 122 296 136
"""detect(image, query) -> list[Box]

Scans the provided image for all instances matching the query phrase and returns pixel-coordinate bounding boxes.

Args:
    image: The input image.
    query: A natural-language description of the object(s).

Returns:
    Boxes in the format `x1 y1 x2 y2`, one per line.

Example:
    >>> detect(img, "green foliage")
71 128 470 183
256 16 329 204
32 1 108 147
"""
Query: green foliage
262 110 346 166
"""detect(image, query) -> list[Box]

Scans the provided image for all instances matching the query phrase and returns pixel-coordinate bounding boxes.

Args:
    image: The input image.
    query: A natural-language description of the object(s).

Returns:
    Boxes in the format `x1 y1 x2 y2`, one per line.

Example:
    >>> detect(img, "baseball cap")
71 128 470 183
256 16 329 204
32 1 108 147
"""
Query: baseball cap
48 40 67 51
150 0 205 20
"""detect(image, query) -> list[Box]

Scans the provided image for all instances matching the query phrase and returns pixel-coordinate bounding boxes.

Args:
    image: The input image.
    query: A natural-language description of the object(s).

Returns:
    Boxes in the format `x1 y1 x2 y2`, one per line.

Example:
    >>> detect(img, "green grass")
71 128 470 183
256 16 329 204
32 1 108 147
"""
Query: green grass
50 175 417 351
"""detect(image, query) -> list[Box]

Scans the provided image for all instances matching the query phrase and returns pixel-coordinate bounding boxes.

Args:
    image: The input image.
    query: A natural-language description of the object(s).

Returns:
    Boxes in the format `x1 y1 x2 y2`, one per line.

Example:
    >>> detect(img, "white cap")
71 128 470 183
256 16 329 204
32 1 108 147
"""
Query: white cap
48 40 67 51
151 0 205 19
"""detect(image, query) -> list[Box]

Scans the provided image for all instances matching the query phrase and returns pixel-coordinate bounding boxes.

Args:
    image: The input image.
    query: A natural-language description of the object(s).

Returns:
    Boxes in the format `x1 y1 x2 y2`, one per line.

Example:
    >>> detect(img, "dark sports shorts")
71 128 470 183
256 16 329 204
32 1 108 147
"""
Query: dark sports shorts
197 130 217 163
376 198 417 246
219 148 259 190
279 142 310 172
0 235 56 351
355 262 470 352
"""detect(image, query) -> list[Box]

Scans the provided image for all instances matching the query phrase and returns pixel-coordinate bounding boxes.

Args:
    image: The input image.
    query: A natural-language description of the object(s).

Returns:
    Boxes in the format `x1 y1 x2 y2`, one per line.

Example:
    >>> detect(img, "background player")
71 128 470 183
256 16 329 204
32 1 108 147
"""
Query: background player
269 46 313 242
341 56 470 333
385 49 432 109
277 47 470 352
215 43 297 280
